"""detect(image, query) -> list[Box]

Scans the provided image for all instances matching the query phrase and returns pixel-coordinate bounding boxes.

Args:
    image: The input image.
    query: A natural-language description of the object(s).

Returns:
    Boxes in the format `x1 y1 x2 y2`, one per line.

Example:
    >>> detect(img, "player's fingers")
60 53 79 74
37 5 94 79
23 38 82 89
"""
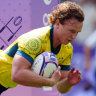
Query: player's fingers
78 75 82 81
76 69 81 74
54 66 61 73
57 66 61 71
54 66 61 77
70 67 75 73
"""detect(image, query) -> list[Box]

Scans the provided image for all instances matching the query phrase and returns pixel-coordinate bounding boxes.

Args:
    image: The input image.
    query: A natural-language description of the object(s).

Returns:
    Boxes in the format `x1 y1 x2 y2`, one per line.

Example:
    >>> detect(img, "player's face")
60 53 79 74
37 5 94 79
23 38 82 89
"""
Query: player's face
58 18 83 44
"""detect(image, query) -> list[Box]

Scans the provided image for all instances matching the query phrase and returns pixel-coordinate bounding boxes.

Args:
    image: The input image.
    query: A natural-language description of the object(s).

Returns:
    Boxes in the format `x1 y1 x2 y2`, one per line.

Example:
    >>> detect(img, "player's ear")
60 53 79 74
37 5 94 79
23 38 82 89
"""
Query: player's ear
55 19 60 26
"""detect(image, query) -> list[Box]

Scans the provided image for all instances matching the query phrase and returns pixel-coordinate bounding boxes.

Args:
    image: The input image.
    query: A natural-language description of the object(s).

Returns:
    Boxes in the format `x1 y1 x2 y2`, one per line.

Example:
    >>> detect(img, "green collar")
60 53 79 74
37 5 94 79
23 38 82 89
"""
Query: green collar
50 25 61 54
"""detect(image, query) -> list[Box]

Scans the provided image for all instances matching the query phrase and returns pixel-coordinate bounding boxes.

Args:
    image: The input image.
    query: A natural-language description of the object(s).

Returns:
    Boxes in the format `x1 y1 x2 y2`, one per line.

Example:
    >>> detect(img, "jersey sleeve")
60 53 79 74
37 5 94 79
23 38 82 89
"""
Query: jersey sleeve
16 37 43 64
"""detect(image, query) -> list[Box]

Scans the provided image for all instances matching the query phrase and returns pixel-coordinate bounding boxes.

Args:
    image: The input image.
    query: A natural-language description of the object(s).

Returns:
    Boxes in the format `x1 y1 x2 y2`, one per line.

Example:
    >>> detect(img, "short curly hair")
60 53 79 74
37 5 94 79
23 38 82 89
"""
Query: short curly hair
48 1 84 25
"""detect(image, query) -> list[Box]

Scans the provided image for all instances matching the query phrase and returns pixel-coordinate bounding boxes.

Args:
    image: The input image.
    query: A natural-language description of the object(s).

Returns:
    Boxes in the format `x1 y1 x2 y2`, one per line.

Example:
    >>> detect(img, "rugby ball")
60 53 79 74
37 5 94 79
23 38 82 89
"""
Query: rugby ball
31 52 58 78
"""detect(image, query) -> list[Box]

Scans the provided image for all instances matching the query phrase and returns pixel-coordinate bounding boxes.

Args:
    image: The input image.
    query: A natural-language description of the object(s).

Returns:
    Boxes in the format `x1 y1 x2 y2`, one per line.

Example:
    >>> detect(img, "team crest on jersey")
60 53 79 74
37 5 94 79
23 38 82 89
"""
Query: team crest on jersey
24 38 41 55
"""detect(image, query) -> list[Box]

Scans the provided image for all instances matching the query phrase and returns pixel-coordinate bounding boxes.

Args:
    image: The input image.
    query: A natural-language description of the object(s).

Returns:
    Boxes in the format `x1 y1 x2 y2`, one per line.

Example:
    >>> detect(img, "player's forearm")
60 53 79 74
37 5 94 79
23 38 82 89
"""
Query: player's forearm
12 69 55 87
56 78 72 93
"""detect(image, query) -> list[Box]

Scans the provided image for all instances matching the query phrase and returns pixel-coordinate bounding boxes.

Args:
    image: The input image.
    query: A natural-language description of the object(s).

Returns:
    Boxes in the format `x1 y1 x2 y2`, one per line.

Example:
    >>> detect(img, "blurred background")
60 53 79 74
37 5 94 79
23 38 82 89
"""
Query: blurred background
0 0 96 96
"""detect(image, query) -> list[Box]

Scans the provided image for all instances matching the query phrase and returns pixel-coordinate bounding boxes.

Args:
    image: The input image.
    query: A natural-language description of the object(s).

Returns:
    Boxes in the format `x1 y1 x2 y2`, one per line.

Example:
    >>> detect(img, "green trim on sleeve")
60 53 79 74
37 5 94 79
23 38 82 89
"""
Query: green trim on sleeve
16 50 34 64
59 65 70 71
6 43 18 57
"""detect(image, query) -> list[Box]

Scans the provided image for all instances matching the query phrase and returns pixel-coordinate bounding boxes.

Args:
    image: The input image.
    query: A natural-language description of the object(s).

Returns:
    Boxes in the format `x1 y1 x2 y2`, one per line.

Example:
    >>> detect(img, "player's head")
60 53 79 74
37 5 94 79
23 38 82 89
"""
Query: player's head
48 1 84 45
48 1 84 25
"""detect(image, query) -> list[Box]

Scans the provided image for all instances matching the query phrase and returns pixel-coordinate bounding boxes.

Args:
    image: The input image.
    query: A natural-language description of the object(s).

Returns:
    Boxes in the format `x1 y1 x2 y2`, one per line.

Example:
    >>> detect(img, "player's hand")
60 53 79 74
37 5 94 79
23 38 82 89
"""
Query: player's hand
50 66 61 85
68 67 81 86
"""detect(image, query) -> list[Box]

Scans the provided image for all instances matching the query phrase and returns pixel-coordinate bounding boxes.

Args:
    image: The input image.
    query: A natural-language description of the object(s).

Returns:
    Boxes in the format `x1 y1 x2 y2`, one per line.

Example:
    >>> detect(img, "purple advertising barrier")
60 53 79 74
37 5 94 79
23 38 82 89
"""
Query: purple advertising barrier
0 0 33 49
0 0 60 96
31 0 59 29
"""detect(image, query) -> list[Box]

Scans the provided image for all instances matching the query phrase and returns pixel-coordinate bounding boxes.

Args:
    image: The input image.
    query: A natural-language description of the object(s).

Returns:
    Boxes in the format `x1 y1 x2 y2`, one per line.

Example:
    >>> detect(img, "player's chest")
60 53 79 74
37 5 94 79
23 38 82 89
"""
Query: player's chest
45 43 71 63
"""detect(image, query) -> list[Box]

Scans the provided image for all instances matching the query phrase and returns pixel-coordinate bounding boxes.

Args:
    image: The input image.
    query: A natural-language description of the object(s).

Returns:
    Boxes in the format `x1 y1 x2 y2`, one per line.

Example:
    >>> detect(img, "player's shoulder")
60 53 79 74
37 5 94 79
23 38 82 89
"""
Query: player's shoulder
19 26 50 39
67 43 73 48
18 26 51 45
66 43 73 50
17 26 51 54
63 43 73 53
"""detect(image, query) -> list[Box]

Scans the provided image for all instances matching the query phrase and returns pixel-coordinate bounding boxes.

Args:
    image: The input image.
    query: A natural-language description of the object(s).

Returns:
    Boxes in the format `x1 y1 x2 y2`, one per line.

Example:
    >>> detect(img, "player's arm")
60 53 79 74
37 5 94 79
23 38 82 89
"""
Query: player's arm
11 54 61 87
56 70 72 93
56 67 81 93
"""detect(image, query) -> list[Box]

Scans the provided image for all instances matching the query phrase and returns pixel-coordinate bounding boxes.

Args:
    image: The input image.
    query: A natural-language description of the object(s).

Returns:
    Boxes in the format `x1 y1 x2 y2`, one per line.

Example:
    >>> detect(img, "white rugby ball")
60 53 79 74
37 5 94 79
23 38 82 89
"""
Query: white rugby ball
31 52 58 78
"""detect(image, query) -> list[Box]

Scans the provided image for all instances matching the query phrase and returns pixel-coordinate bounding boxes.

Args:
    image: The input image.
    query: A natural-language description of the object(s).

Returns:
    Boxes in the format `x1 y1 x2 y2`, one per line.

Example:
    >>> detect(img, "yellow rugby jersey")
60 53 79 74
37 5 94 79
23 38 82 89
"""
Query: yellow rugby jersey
0 25 73 88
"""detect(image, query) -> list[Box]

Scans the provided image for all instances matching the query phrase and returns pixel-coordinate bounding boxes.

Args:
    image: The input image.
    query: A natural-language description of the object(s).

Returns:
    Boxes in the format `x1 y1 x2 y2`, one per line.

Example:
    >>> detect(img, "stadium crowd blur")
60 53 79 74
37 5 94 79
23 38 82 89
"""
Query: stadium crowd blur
60 0 96 96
